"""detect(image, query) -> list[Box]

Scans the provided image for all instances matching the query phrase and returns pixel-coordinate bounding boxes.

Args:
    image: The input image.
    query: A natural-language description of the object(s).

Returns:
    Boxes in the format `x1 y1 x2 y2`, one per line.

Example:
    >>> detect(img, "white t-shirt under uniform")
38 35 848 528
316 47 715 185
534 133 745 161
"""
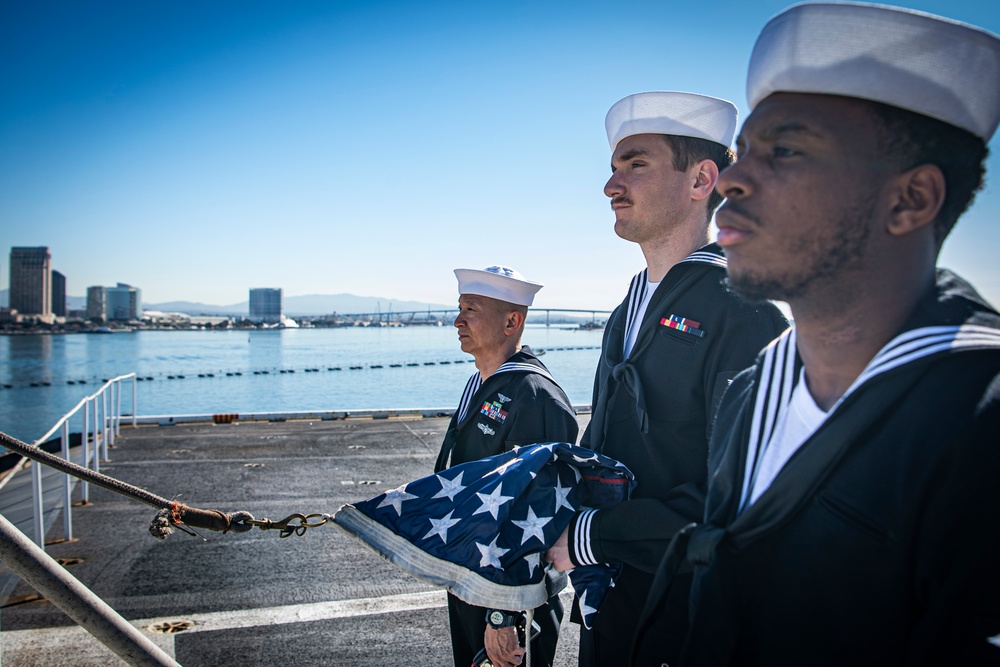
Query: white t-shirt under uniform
623 278 659 358
742 367 828 510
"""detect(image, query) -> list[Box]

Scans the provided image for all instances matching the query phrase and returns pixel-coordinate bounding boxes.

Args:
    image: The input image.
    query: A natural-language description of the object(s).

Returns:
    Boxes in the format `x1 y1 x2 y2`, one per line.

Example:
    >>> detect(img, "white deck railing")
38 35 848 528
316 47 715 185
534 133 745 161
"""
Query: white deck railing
0 373 137 549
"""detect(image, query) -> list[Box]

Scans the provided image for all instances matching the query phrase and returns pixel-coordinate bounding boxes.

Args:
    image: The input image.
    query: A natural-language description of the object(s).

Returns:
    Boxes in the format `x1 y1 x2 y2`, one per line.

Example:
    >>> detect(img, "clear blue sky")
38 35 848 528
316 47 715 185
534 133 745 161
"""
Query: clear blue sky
2 0 999 311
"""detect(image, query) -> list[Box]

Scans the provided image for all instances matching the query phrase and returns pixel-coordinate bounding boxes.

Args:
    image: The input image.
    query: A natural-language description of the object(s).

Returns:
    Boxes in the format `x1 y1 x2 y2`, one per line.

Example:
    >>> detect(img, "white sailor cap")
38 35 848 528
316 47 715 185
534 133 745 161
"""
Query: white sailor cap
748 2 1000 141
454 266 542 307
605 91 738 150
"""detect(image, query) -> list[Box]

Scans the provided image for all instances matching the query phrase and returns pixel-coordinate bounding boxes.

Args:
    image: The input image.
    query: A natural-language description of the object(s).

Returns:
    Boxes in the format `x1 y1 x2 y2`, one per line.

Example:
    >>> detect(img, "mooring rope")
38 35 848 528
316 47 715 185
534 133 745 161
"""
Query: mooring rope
0 431 329 540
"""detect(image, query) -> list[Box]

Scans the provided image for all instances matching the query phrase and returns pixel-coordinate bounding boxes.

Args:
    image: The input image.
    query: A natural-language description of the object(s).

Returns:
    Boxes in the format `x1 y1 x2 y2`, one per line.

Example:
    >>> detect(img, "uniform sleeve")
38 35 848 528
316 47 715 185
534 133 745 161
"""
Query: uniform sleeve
567 497 701 573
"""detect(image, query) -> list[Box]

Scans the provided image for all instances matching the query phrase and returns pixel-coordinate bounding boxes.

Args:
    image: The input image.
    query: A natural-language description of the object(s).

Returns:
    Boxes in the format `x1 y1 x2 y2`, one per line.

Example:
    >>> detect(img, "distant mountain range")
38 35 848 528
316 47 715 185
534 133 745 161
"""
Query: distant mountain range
147 293 454 317
0 289 451 317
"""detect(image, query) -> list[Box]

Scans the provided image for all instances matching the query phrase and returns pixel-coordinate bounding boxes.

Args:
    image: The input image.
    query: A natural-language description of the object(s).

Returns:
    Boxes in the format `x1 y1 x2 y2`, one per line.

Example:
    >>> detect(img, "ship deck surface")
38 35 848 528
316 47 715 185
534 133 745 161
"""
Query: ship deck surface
0 416 588 666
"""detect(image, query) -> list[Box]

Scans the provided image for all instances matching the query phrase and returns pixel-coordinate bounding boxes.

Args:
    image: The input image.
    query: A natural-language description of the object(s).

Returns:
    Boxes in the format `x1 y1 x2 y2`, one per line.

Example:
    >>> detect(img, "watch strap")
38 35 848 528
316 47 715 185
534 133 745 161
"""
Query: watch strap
486 609 522 629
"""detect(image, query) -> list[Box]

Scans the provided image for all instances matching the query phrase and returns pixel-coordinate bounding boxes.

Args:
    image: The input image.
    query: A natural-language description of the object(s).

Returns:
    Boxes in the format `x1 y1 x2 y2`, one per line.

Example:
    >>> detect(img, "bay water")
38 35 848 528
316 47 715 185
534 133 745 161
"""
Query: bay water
0 325 604 443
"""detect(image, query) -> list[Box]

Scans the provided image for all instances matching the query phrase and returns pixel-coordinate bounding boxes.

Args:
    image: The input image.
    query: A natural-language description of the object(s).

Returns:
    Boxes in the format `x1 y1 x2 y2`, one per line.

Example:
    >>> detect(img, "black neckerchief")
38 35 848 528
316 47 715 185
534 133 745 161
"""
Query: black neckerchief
592 245 728 445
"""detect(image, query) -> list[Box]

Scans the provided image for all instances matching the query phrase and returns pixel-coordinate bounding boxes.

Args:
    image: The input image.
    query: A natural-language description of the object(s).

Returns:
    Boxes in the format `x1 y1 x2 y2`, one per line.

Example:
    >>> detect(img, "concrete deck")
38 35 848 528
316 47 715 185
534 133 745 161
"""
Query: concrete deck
0 415 589 666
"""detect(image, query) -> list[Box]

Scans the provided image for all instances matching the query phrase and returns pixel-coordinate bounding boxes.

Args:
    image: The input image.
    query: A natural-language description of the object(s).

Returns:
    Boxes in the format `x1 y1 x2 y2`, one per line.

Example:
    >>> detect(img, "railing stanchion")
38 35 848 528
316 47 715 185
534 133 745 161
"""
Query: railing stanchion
132 374 137 428
115 379 122 436
92 398 101 475
61 421 73 542
0 374 139 550
108 382 115 446
102 389 111 457
30 452 45 549
82 398 90 504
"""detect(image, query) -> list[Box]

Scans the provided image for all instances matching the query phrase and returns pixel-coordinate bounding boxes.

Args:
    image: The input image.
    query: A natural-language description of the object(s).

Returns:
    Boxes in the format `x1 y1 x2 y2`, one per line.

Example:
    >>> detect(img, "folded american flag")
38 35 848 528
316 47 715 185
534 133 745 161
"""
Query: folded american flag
333 442 634 629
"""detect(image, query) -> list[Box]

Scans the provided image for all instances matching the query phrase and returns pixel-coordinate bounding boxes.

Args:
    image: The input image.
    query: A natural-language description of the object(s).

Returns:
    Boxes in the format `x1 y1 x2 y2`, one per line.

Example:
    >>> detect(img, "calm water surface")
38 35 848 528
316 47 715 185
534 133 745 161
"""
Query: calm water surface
0 325 603 442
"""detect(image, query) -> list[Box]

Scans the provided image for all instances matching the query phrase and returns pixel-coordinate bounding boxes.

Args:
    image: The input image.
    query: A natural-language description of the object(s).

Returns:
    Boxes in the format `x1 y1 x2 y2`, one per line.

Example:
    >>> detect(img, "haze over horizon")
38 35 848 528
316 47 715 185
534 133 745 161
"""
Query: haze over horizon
3 1 1000 311
0 287 458 316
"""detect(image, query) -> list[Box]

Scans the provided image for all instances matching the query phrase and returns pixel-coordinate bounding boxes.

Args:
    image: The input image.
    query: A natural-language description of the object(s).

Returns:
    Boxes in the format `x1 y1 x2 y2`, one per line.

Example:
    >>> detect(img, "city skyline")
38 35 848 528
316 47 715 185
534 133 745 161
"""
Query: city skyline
0 272 461 318
3 1 1000 311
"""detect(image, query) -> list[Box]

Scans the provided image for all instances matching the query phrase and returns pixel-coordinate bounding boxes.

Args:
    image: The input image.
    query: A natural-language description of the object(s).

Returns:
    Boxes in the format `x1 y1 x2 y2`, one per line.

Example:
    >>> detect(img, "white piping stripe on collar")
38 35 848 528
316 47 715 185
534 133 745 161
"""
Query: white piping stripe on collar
494 361 555 383
848 324 1000 399
456 373 483 424
623 269 648 352
621 250 727 353
680 251 728 269
739 330 797 512
738 323 1000 513
455 361 555 424
761 332 797 457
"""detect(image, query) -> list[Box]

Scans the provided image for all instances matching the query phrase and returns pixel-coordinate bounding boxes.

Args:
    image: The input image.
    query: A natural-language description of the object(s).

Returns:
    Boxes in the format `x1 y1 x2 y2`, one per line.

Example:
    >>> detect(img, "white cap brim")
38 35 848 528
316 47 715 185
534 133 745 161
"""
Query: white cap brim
748 2 1000 141
606 91 738 149
454 266 542 307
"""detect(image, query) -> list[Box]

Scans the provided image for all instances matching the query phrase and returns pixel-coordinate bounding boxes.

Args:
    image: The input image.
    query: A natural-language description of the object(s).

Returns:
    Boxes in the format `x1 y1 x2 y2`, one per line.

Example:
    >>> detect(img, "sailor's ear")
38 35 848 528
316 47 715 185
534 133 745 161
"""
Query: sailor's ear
887 164 944 236
504 309 525 334
691 158 720 203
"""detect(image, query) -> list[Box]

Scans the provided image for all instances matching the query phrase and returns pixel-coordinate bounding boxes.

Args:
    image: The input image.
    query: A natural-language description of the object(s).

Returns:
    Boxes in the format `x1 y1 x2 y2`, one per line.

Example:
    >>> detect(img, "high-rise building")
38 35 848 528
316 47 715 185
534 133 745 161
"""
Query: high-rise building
9 247 52 321
107 283 141 321
87 283 142 322
249 288 282 324
51 270 66 317
87 286 107 323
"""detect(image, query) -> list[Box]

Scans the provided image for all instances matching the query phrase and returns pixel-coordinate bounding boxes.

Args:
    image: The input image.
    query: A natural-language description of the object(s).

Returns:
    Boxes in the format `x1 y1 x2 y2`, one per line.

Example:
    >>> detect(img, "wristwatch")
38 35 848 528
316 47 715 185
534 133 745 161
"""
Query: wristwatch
486 609 521 629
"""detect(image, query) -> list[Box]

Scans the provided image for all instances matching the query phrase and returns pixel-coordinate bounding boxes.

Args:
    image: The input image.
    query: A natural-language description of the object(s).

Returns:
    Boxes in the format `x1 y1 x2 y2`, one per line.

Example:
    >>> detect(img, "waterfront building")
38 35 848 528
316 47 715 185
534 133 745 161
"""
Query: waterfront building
87 283 142 322
107 283 141 321
51 270 66 317
9 246 52 323
249 288 282 324
87 286 107 323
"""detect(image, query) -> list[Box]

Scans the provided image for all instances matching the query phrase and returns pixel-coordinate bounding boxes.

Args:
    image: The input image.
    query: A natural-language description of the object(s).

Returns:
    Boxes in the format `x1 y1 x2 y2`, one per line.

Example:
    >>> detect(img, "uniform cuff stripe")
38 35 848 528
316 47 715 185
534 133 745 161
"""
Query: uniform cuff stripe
571 509 600 566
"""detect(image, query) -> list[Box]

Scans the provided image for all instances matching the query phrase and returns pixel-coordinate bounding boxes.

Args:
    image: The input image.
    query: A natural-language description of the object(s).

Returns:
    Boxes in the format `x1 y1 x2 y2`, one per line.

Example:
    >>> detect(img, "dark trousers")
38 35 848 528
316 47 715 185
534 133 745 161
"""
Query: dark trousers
579 624 681 667
447 593 563 667
577 572 690 667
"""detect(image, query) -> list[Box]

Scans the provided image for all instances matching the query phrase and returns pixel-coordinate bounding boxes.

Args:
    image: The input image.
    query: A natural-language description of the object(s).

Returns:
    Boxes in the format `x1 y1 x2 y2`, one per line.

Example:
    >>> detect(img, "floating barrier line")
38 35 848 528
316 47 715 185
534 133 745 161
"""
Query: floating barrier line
0 346 601 390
